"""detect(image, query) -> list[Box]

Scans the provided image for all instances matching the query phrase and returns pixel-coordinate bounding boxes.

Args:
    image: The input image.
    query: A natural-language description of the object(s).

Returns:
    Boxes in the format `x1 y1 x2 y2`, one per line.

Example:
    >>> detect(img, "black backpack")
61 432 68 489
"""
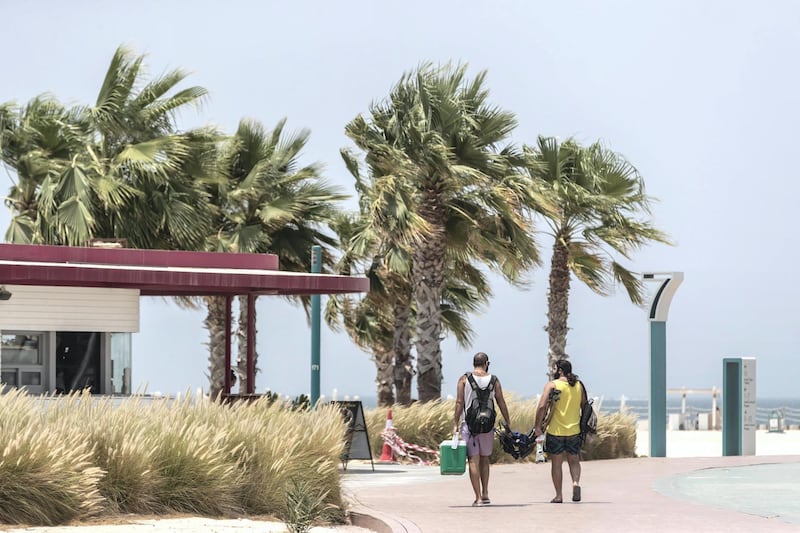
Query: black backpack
464 373 497 434
579 381 598 443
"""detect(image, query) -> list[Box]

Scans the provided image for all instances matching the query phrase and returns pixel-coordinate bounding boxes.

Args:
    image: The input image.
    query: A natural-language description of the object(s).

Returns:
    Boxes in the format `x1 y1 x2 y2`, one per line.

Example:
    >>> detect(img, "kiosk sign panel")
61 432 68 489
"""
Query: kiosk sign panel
722 357 756 456
741 357 756 455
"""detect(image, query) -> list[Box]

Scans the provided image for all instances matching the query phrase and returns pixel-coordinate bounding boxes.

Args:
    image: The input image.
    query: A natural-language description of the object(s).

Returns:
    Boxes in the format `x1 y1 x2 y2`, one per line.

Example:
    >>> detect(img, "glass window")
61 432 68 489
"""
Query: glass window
55 332 100 394
1 334 42 365
21 372 41 386
1 370 17 386
110 333 132 394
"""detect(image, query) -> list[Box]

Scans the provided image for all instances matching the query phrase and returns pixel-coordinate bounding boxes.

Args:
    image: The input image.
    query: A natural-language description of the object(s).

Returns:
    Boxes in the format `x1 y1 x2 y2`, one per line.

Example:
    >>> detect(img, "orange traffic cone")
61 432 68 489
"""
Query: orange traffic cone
378 408 396 463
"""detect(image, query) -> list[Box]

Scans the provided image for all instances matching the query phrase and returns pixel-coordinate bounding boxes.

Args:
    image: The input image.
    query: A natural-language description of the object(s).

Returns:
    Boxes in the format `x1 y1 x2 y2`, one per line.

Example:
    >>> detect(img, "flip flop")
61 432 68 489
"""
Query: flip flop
572 486 581 502
550 498 562 503
472 500 484 507
481 497 491 505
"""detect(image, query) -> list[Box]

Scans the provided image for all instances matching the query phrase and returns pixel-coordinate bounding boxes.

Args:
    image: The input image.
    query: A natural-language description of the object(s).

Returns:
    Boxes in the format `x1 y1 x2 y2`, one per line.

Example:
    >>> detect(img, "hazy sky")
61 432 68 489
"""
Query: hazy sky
3 1 799 402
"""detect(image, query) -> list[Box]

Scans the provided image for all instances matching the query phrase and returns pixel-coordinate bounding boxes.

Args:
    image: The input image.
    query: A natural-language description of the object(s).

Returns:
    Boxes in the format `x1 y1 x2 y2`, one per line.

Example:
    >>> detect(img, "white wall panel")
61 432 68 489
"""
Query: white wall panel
0 285 139 332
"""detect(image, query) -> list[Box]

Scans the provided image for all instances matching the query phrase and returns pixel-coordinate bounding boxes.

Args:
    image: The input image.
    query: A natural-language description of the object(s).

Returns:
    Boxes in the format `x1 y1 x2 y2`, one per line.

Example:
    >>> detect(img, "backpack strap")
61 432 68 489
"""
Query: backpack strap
467 374 496 396
579 380 588 408
466 373 480 392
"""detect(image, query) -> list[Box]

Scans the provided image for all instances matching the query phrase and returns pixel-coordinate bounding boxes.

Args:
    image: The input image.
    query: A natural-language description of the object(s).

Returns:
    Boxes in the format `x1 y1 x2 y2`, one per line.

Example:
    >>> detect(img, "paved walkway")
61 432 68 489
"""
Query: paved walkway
343 455 800 532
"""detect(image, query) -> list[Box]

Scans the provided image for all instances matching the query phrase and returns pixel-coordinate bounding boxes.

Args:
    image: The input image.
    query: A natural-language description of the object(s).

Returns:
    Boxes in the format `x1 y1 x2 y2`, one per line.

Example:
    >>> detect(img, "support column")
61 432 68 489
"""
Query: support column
310 245 322 407
246 293 256 394
649 321 667 457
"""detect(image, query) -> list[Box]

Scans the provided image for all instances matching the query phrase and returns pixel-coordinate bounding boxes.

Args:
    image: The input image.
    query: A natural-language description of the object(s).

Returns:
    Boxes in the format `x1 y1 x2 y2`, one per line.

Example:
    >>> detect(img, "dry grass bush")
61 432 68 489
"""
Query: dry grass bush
0 390 348 527
0 390 104 525
581 410 638 460
366 401 453 459
146 398 243 516
85 399 162 514
365 397 637 463
223 400 345 522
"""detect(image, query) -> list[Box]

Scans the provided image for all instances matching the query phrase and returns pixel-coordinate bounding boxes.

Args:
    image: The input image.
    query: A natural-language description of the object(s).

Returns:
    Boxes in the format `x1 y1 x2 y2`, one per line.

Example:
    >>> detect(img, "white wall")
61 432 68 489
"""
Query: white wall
0 285 139 332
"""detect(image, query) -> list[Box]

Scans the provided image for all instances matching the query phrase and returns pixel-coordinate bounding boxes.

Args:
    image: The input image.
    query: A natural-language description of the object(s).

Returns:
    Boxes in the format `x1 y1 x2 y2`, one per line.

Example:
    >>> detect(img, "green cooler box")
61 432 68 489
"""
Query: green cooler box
439 440 467 475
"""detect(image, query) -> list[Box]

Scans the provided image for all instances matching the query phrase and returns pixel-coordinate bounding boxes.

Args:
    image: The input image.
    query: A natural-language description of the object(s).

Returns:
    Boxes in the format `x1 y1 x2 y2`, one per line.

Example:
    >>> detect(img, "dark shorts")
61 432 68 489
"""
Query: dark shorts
545 433 582 455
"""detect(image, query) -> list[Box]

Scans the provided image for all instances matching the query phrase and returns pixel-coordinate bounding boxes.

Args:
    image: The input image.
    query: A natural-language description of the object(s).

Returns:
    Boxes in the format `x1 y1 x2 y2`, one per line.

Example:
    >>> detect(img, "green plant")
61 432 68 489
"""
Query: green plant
284 479 336 533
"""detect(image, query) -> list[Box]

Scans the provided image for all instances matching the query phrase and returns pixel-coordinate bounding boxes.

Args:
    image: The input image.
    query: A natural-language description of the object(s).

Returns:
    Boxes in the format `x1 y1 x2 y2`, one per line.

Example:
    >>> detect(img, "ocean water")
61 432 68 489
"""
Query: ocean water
599 397 800 426
353 395 800 427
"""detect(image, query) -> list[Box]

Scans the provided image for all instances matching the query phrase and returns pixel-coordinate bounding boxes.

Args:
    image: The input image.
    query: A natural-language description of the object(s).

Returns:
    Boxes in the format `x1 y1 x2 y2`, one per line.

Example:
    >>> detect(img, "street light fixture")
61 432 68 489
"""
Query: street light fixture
642 271 683 457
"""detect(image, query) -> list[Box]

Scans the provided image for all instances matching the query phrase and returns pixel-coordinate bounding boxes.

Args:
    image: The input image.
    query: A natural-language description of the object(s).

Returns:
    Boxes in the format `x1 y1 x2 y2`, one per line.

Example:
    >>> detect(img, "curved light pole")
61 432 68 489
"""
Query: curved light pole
642 271 683 457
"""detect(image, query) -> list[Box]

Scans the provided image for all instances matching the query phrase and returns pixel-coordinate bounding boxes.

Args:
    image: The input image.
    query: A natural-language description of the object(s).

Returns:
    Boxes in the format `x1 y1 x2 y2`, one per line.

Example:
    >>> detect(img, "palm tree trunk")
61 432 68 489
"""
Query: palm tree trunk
205 296 228 399
374 347 395 407
236 294 258 393
546 236 571 372
414 203 447 402
392 299 414 405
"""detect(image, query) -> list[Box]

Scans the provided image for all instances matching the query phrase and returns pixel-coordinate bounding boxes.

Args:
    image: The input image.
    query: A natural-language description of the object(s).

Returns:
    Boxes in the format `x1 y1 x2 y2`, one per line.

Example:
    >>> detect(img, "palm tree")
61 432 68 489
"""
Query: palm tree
1 45 216 250
332 148 424 405
326 240 492 407
523 136 671 371
346 63 540 401
205 118 347 398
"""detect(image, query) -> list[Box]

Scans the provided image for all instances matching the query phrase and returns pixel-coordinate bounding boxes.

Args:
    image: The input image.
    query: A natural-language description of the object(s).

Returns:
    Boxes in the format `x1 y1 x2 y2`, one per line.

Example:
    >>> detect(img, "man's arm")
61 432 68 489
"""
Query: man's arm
453 374 466 435
533 381 554 437
494 378 512 430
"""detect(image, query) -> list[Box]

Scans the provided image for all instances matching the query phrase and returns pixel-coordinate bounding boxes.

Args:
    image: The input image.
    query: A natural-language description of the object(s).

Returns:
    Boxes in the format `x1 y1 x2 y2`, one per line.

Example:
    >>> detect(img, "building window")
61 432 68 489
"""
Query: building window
1 334 42 365
110 333 132 394
1 333 45 393
55 332 101 394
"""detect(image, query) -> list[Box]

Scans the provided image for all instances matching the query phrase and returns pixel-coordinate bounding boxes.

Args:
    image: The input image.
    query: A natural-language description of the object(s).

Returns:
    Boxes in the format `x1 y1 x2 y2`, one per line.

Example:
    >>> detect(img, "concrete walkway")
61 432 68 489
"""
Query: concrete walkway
343 455 800 532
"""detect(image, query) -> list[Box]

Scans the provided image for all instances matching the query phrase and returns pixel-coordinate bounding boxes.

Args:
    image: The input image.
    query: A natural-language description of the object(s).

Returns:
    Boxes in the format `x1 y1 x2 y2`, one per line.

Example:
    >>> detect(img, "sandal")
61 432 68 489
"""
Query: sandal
472 500 484 507
481 497 491 505
550 497 562 503
572 486 581 502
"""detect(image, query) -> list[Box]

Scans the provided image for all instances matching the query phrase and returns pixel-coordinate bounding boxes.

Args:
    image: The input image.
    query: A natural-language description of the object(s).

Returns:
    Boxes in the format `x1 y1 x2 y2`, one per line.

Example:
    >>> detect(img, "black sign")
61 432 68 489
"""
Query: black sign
330 400 374 471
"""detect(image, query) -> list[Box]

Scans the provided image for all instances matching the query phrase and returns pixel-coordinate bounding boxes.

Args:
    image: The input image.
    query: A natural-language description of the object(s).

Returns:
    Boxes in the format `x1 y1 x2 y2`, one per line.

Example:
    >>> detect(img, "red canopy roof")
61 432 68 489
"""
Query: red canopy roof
0 243 369 296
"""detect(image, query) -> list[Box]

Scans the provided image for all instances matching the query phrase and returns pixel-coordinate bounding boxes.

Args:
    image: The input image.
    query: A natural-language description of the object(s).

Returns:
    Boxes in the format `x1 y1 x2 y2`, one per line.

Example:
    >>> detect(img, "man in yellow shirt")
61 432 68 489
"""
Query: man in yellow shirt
534 359 587 503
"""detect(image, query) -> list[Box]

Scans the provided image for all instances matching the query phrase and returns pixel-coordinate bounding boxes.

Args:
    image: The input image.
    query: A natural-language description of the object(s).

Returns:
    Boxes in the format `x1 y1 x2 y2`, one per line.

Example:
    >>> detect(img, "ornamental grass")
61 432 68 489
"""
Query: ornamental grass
0 390 347 527
365 397 637 463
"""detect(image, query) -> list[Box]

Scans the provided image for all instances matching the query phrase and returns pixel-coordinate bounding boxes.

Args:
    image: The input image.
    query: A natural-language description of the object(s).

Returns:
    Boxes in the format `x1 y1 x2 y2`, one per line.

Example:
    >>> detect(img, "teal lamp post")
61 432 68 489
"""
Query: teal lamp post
310 245 322 407
642 271 683 457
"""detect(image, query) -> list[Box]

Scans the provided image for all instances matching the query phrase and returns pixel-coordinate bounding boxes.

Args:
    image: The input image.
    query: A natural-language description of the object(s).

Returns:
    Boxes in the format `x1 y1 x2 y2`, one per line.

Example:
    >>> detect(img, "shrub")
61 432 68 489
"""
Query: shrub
365 397 637 463
226 400 345 522
0 390 104 525
580 410 638 460
0 391 348 526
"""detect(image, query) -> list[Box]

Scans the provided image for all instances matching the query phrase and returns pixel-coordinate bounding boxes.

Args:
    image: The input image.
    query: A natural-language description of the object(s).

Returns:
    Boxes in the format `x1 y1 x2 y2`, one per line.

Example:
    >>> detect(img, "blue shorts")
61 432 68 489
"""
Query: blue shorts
461 424 494 457
545 433 582 455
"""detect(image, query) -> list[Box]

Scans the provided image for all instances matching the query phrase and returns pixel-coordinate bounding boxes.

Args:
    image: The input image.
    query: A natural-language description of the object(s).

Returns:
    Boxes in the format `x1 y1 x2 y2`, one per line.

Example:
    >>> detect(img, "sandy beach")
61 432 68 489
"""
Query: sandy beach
635 427 800 457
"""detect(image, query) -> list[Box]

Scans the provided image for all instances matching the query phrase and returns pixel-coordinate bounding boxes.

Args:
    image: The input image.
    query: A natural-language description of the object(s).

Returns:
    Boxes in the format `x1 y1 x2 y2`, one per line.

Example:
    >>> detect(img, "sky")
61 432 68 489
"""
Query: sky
2 0 799 403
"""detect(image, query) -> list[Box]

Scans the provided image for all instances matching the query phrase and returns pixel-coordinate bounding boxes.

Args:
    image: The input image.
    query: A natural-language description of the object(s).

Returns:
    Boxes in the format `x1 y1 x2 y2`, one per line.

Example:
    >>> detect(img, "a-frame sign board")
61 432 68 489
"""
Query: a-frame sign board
330 401 374 471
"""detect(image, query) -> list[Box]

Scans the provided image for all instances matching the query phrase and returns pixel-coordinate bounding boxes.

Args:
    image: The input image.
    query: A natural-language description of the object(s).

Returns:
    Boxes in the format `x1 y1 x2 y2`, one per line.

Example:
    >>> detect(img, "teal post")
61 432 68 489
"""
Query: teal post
642 271 683 458
650 321 667 457
310 245 322 407
722 358 742 456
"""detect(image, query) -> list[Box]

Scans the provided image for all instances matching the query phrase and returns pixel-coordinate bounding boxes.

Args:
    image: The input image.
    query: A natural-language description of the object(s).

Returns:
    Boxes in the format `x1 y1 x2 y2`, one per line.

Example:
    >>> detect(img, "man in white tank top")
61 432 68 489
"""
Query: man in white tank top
453 352 512 506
